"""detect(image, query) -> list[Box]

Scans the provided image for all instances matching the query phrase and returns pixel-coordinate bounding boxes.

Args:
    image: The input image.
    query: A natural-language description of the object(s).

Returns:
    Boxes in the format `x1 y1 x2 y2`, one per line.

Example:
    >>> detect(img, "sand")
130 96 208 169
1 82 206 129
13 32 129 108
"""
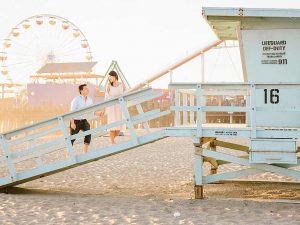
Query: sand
1 133 300 224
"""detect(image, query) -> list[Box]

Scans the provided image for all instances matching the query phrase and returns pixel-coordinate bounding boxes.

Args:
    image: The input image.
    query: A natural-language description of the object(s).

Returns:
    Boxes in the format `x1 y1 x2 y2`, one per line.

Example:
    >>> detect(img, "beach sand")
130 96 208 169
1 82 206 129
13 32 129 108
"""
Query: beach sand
1 133 300 224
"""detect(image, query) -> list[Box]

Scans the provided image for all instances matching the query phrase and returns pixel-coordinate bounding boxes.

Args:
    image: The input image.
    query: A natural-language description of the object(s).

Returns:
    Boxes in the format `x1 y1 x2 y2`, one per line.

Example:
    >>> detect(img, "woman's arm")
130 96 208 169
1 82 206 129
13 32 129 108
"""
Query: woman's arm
105 84 110 100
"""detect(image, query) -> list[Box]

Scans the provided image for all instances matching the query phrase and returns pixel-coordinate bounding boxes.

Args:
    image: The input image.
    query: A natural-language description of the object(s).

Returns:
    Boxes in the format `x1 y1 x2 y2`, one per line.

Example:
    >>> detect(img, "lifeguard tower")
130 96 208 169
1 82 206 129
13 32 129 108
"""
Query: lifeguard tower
167 7 300 198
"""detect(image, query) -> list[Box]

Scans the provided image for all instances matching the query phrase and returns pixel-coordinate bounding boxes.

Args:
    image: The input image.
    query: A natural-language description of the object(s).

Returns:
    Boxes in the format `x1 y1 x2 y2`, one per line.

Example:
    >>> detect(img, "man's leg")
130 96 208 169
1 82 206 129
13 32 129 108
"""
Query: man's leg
109 130 116 144
70 121 81 146
82 120 91 153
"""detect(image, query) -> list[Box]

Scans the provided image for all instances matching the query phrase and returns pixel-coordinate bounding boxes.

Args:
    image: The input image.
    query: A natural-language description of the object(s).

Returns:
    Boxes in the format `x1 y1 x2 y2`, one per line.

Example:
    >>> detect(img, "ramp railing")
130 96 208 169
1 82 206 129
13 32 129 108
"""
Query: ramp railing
0 87 170 188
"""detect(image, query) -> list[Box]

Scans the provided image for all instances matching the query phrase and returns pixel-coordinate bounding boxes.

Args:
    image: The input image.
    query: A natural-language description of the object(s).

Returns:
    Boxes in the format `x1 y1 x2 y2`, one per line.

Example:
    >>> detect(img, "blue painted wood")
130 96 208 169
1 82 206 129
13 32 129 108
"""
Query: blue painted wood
194 152 203 185
132 110 171 125
183 94 188 126
119 96 139 145
252 163 300 179
127 91 163 107
196 84 203 137
70 120 126 141
190 95 195 124
7 127 60 146
250 84 257 138
175 89 180 126
0 135 16 182
203 7 300 18
170 106 197 112
0 87 172 188
202 149 300 180
69 109 170 143
250 152 297 164
11 139 64 158
136 104 151 132
0 176 14 186
17 159 75 182
202 149 249 165
4 119 57 139
203 168 261 184
171 106 249 112
58 117 77 163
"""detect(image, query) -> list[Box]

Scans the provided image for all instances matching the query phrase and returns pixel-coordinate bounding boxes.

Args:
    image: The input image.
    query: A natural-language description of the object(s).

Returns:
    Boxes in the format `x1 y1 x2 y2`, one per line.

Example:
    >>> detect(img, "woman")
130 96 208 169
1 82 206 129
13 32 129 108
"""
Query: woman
105 70 126 144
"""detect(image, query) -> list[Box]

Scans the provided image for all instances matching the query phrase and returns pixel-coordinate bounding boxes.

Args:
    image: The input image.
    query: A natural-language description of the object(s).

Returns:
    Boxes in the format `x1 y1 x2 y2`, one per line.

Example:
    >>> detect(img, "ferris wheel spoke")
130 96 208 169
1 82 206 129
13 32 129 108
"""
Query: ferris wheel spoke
13 27 43 59
56 47 85 55
57 38 85 53
61 37 80 52
55 21 70 49
53 26 65 49
8 37 33 52
7 53 41 64
53 35 77 53
8 60 37 69
28 24 44 50
19 27 41 54
7 48 39 61
54 45 83 59
57 47 84 57
46 17 54 49
54 43 81 55
54 29 75 53
53 22 71 51
56 52 84 58
7 48 41 58
7 59 39 67
55 53 85 60
49 24 61 51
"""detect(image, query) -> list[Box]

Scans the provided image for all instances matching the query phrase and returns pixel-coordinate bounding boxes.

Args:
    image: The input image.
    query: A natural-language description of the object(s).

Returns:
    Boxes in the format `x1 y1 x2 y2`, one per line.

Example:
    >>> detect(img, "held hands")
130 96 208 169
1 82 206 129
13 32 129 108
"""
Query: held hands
94 111 104 117
71 122 76 130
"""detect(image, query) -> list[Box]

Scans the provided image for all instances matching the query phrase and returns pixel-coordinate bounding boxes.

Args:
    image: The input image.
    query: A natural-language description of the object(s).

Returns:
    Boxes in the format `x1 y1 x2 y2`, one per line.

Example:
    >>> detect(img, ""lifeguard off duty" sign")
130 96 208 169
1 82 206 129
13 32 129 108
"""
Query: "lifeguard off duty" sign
241 29 300 83
261 40 287 65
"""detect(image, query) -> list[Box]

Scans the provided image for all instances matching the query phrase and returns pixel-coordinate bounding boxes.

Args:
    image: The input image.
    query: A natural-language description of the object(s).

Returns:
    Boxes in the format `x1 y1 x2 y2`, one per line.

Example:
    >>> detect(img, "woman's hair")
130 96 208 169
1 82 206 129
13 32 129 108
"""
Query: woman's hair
108 70 118 86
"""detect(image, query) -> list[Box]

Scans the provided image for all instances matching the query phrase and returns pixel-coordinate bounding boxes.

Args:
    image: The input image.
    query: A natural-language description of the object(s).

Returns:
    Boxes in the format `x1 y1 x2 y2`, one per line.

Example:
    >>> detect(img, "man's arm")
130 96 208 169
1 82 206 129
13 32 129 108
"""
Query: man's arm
70 98 77 129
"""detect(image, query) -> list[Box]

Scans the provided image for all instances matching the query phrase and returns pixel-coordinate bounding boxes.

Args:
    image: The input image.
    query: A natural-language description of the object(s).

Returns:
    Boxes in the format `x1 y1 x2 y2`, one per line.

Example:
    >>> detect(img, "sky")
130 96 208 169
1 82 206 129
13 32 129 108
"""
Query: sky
1 0 300 88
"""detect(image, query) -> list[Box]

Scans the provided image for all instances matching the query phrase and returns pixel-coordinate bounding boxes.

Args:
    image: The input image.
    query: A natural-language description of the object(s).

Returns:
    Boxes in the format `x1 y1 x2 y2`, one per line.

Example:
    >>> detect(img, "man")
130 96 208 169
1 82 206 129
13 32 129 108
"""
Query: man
70 84 93 153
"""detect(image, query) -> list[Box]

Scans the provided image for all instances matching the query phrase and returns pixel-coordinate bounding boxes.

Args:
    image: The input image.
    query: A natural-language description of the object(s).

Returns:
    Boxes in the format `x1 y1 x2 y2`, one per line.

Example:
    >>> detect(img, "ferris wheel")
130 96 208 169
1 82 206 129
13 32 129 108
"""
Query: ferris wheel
0 14 93 84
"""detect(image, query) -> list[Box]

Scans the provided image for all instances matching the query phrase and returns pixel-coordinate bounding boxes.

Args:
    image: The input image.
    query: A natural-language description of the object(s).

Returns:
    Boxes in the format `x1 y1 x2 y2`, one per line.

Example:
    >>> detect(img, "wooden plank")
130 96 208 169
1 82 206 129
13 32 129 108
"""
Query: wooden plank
203 168 261 184
0 135 16 182
183 94 188 126
213 140 249 152
196 84 203 137
203 149 300 180
236 25 248 82
175 90 181 126
119 97 138 145
8 127 60 146
190 95 195 124
136 104 150 133
250 85 257 138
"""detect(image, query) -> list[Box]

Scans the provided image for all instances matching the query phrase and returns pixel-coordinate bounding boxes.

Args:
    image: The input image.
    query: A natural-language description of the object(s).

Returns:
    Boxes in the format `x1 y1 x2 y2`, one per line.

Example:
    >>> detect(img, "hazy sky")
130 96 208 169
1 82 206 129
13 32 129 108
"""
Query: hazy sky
0 0 300 88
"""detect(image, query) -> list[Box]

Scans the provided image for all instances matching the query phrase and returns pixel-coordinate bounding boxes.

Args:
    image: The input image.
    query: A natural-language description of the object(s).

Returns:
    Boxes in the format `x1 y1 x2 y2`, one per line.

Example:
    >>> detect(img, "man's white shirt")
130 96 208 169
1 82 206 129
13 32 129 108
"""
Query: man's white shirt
70 95 93 120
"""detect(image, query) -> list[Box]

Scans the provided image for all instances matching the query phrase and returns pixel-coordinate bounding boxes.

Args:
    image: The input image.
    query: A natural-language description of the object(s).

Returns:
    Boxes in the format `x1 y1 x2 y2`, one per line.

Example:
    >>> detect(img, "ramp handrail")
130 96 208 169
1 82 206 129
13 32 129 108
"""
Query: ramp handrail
0 87 170 188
